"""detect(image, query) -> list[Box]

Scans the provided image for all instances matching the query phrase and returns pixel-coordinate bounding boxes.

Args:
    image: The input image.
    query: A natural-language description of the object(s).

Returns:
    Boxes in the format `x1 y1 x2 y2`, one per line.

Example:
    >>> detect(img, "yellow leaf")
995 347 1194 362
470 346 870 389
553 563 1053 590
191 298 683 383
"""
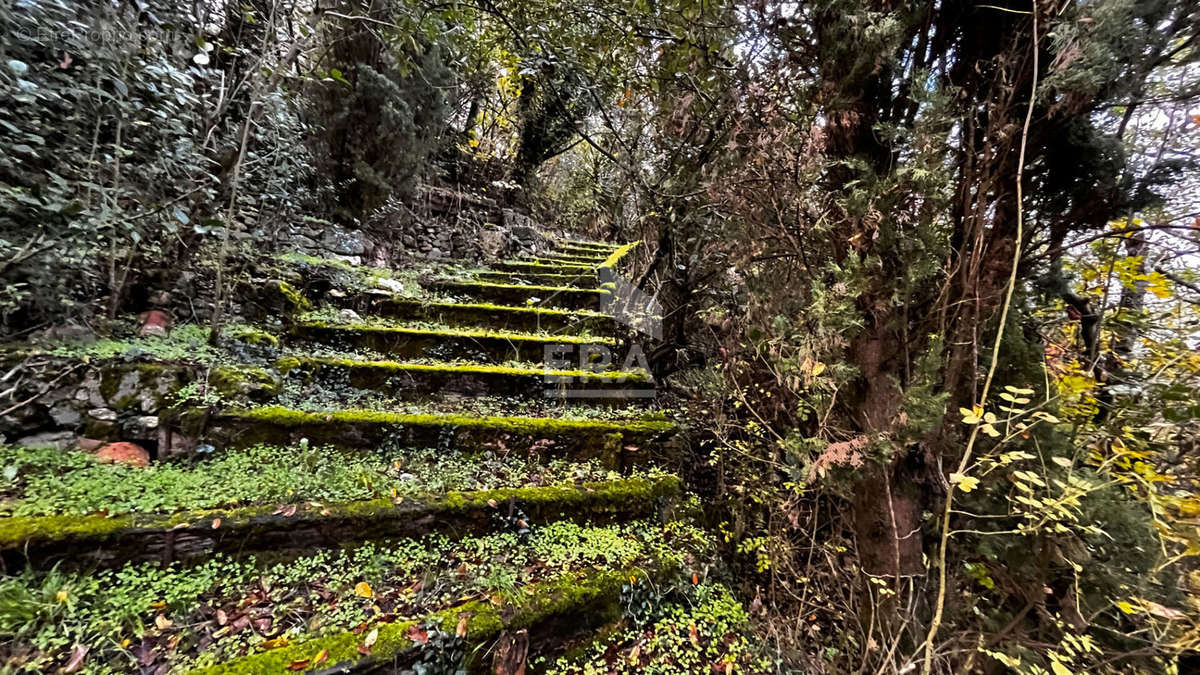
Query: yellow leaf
811 361 826 377
56 590 69 604
950 474 980 493
1116 600 1136 614
1050 658 1073 675
354 582 373 598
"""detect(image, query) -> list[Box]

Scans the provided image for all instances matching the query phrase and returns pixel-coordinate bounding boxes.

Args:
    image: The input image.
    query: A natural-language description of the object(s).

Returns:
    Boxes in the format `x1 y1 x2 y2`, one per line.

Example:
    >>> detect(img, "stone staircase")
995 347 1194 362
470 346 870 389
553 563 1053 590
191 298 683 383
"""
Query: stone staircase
0 236 741 673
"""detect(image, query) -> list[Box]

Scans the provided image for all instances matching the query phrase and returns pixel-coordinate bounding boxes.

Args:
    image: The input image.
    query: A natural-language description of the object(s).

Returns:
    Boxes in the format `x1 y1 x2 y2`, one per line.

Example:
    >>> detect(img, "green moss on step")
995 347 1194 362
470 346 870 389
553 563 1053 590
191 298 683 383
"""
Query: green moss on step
433 280 607 297
388 298 607 318
209 366 279 398
227 326 278 347
281 356 650 384
598 241 641 273
227 406 675 436
274 280 311 312
188 566 656 675
296 322 614 345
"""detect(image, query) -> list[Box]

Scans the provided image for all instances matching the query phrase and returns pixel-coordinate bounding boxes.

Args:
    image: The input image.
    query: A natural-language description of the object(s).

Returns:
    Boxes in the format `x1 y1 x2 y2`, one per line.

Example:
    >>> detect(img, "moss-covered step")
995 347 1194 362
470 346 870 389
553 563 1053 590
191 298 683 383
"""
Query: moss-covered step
276 356 653 399
554 241 620 254
493 260 596 275
597 241 641 276
557 238 620 251
291 321 614 364
530 256 601 268
365 296 619 333
470 269 600 288
204 406 674 461
0 475 681 568
192 564 666 675
425 279 609 310
536 255 608 268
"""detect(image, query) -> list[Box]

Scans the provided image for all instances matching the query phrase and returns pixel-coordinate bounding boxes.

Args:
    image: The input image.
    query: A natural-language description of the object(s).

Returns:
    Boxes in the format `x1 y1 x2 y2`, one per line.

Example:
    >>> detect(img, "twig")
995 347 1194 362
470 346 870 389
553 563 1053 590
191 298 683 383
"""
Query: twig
0 363 87 417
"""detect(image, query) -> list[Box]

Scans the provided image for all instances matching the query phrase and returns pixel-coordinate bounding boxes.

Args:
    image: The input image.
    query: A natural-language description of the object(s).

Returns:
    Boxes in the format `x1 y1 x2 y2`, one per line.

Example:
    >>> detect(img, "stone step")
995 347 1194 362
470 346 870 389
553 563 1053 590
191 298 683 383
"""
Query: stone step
3 516 692 674
290 321 614 364
470 269 600 288
551 243 613 257
0 473 680 568
275 356 653 400
194 564 668 675
202 406 674 463
362 296 619 333
557 239 620 251
537 252 608 266
426 279 609 310
493 260 596 275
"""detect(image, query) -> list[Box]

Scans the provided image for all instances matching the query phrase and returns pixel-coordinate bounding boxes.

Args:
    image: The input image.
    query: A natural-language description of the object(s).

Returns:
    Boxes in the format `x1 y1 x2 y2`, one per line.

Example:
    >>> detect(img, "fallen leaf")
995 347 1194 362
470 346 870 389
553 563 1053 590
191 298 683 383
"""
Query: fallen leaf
288 659 309 671
211 518 221 529
456 616 468 637
487 499 499 508
355 581 373 598
689 624 699 645
64 644 88 673
155 614 173 630
406 624 428 645
261 637 291 650
282 504 297 517
692 572 699 585
216 609 228 626
313 649 330 665
629 644 641 664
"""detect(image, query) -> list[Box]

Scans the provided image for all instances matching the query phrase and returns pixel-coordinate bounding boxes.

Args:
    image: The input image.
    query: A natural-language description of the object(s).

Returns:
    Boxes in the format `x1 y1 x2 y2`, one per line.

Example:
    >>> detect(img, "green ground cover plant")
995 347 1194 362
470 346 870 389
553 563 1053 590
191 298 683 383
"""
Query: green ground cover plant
0 443 640 518
0 520 707 674
541 583 773 674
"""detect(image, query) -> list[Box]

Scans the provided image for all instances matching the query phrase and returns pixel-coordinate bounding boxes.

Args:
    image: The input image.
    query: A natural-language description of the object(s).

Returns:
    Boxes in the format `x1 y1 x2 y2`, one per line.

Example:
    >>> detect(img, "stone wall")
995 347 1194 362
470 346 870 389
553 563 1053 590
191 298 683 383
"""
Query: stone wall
277 185 551 266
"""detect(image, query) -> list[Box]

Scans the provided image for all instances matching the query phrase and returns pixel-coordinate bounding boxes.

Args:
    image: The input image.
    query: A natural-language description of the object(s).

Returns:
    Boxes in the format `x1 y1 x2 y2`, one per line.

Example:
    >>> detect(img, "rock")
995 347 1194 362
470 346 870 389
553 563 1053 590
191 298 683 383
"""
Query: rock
321 228 369 256
338 308 361 322
15 431 75 449
107 371 140 409
479 230 504 260
148 290 171 306
88 407 118 422
76 437 104 452
375 277 406 294
132 416 159 434
29 322 94 345
49 404 81 427
139 309 171 337
96 442 150 468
